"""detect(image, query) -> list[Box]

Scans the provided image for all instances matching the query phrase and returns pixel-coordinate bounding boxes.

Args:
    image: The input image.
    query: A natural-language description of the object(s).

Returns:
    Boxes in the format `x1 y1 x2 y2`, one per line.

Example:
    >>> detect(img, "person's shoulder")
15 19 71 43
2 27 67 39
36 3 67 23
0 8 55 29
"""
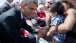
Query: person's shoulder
1 2 8 8
67 8 76 13
7 7 20 12
0 7 20 22
68 8 75 11
66 8 76 16
1 7 17 16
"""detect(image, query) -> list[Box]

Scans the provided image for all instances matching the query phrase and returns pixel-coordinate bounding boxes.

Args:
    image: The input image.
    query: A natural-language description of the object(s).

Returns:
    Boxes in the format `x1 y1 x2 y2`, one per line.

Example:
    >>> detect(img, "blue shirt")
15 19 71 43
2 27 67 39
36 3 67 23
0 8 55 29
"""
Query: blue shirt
51 15 64 26
51 15 66 43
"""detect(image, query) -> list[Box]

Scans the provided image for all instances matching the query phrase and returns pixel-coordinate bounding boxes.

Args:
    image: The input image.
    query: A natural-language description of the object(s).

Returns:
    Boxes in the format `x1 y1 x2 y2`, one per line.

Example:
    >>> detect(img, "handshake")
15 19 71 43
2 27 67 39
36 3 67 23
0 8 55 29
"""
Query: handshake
36 29 49 43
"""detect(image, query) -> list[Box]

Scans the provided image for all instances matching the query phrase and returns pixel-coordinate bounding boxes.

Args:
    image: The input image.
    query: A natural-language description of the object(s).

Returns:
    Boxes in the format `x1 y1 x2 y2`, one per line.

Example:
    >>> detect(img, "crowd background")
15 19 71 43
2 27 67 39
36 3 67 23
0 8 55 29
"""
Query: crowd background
0 0 76 43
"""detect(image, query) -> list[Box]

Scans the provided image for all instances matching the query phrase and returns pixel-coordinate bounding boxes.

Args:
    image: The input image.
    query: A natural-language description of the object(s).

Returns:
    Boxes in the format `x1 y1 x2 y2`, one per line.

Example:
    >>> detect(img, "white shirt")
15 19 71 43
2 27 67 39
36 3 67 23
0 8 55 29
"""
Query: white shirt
21 12 23 19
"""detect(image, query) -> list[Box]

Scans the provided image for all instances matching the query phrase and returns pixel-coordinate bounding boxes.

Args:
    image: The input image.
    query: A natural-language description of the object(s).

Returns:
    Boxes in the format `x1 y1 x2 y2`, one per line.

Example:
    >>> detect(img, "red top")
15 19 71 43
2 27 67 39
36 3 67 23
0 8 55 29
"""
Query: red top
37 12 46 22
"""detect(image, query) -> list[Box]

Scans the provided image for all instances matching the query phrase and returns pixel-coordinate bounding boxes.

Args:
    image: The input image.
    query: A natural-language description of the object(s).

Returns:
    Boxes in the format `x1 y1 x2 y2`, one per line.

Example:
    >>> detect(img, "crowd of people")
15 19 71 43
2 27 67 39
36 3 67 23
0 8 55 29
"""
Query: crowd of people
0 0 76 43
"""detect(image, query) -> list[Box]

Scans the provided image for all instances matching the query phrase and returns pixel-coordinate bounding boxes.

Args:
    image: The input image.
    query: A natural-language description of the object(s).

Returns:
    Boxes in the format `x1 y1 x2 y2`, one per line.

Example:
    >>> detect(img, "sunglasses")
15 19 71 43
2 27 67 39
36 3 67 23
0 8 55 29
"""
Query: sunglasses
47 2 52 5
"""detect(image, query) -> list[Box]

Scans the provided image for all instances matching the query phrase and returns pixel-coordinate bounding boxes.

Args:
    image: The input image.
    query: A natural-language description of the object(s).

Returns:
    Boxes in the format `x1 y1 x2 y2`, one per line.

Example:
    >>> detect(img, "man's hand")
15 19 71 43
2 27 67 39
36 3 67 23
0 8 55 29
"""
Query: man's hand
36 29 46 34
36 33 43 38
35 25 41 29
47 30 53 36
47 29 56 36
37 17 41 20
47 26 57 36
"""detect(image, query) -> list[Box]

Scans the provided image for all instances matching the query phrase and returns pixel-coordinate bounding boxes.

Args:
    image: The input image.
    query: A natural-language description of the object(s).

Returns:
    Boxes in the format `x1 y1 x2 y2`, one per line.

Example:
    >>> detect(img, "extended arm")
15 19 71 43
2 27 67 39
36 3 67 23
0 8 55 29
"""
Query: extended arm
57 9 76 33
2 16 36 43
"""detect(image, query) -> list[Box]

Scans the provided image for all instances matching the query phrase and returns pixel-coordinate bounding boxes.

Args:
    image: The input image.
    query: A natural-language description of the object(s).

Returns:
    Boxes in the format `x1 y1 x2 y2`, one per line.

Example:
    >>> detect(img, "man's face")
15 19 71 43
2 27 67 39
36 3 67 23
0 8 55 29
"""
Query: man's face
8 0 13 3
15 2 19 7
23 2 37 16
45 0 53 7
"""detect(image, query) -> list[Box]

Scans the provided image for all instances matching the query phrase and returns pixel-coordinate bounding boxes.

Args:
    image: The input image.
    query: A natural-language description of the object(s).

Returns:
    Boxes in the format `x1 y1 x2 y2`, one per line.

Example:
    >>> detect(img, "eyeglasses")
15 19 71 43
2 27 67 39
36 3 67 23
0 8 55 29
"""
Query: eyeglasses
47 2 52 5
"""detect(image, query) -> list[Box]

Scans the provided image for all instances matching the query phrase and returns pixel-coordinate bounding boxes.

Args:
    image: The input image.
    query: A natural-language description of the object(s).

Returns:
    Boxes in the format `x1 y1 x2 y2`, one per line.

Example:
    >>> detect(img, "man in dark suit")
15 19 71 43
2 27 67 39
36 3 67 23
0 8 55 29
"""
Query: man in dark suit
0 0 13 14
0 0 43 43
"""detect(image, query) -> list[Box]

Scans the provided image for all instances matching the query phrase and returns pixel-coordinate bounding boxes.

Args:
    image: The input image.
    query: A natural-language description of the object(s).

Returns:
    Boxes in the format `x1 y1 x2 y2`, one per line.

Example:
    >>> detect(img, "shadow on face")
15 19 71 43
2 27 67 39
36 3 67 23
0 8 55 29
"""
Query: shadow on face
21 2 37 17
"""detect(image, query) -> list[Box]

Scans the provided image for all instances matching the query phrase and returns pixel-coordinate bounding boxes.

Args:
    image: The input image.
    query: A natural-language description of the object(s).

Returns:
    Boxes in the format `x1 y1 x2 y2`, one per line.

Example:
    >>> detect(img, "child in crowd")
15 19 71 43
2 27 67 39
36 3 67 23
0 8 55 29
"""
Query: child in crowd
37 4 46 27
47 2 66 43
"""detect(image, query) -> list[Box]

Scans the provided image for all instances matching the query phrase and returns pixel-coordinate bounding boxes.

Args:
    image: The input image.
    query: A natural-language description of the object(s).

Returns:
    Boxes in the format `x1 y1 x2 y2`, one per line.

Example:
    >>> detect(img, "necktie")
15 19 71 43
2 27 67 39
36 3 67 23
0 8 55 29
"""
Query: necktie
20 18 29 37
21 18 24 26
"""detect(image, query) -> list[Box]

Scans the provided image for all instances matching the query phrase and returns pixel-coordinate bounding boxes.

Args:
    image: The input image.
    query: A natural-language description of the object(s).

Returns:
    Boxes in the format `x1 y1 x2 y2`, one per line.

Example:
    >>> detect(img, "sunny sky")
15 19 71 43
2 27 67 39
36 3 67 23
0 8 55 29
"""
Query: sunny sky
0 0 19 6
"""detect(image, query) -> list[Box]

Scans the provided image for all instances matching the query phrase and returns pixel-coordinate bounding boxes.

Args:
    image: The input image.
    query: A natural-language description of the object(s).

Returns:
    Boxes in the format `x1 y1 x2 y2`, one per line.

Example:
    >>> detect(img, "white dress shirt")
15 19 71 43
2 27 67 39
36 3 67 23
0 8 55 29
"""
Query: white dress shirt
21 12 23 19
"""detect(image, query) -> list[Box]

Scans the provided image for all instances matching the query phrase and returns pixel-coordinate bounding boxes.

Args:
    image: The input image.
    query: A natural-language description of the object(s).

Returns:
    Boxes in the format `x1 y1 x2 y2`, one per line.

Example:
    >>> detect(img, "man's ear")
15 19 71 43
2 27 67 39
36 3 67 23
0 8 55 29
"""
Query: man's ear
20 4 25 9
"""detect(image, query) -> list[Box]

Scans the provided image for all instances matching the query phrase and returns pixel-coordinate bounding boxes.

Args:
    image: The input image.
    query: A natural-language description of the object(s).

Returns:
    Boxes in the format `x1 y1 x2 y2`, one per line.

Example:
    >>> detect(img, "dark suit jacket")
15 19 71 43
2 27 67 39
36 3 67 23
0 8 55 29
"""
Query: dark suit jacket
0 7 36 43
0 2 12 14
